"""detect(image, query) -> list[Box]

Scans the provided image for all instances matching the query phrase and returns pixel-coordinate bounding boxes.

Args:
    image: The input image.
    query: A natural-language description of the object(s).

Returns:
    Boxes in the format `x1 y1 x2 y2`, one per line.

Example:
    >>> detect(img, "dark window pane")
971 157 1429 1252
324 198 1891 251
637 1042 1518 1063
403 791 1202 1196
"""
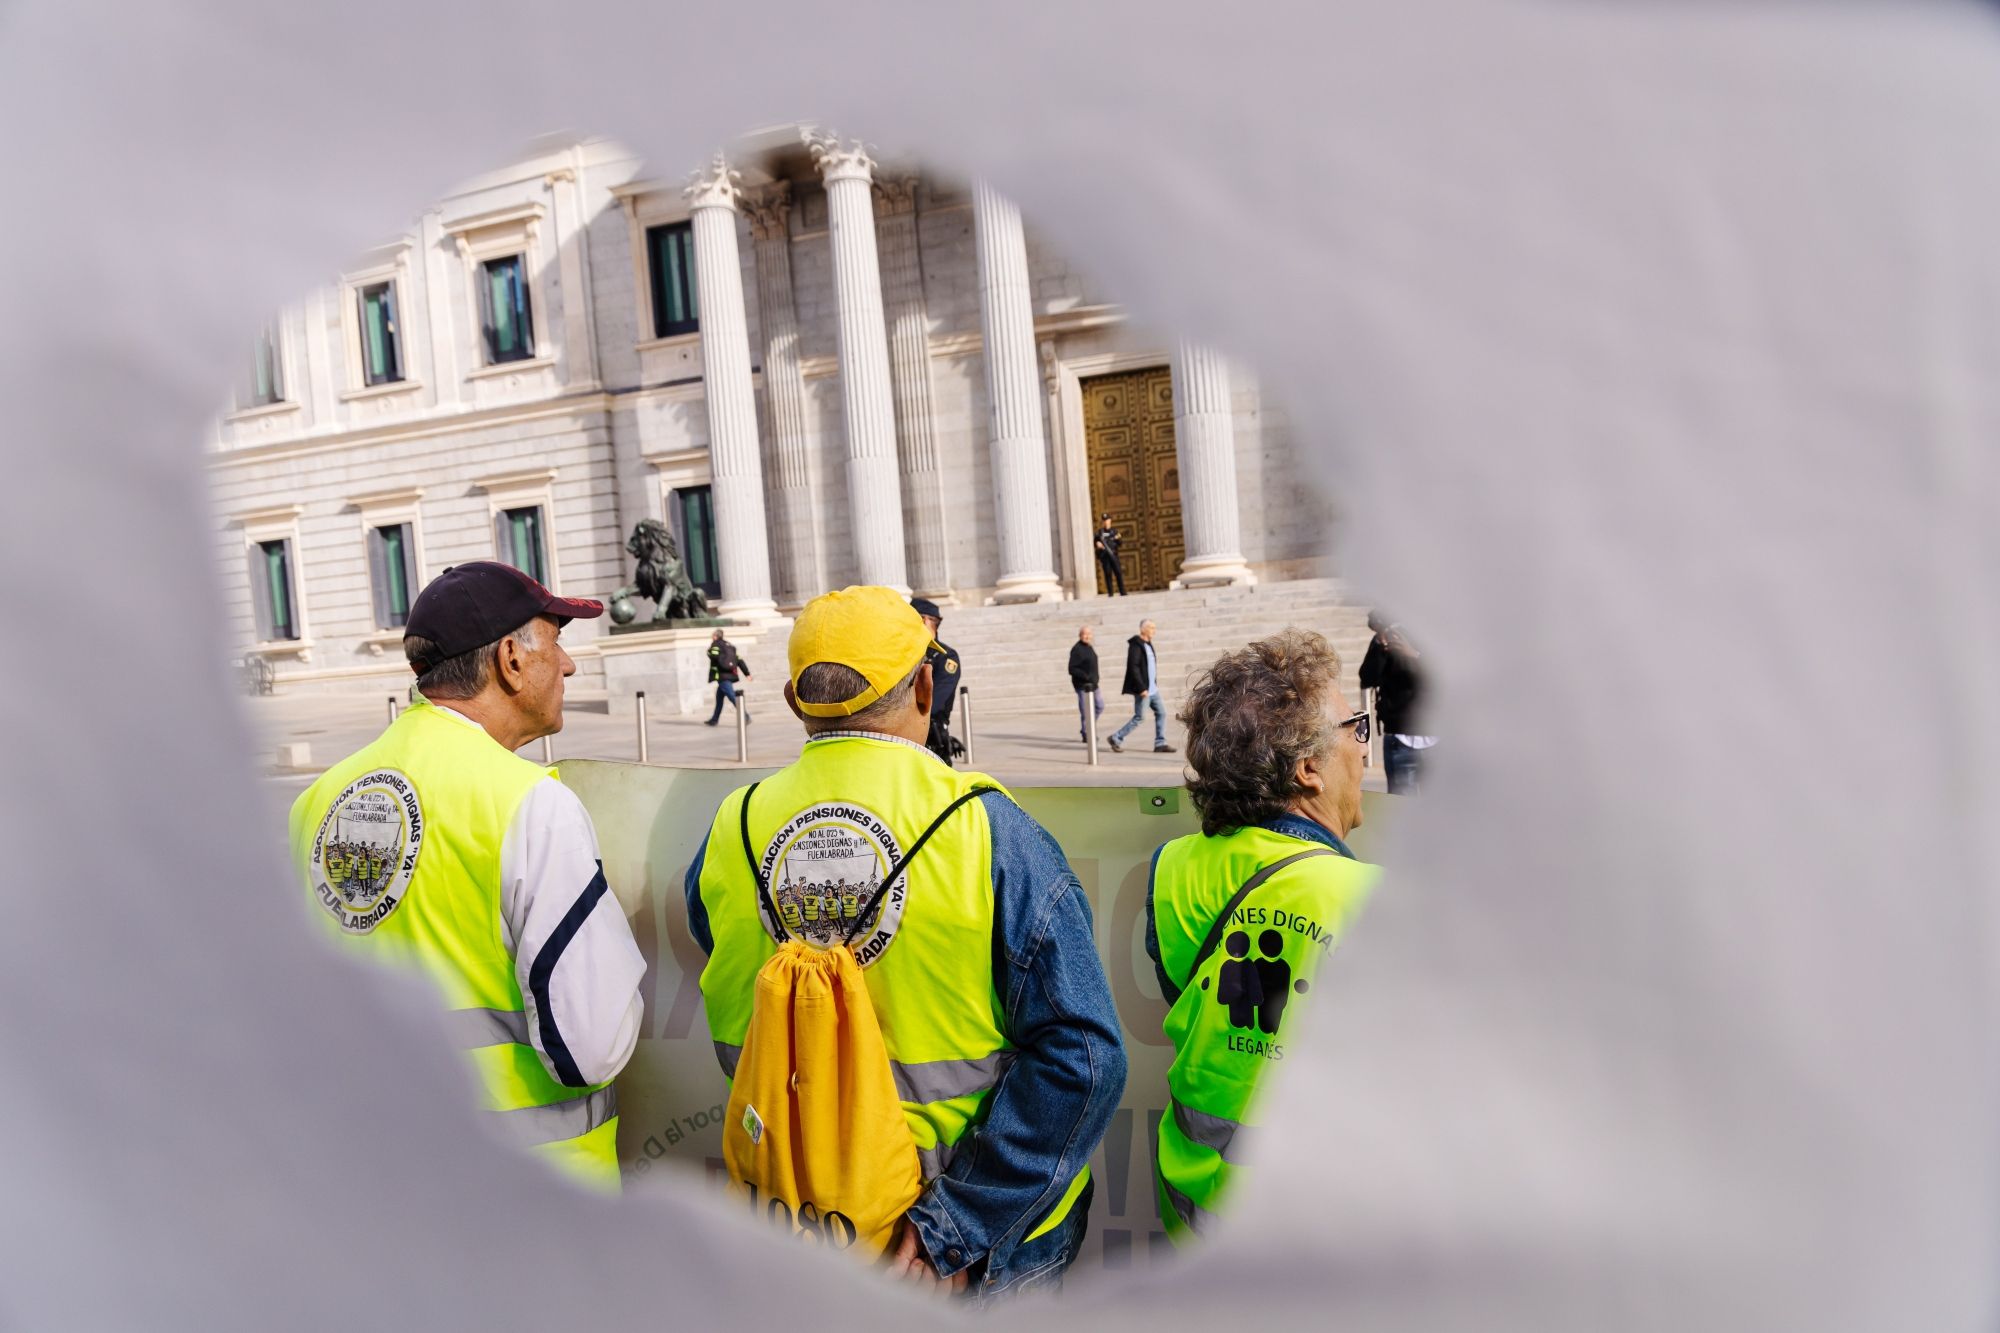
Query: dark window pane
676 486 719 597
372 524 412 628
502 506 545 584
359 282 403 386
260 539 297 640
249 327 283 406
646 222 699 338
479 255 534 364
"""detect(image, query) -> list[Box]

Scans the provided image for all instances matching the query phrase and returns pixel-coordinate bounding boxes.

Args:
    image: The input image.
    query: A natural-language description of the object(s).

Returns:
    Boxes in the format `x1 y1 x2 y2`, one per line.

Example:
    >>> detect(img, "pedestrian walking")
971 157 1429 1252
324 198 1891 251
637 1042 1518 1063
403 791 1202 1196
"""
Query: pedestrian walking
704 627 751 726
1108 618 1175 753
288 562 643 1192
1069 625 1105 742
1094 514 1128 596
1358 613 1432 793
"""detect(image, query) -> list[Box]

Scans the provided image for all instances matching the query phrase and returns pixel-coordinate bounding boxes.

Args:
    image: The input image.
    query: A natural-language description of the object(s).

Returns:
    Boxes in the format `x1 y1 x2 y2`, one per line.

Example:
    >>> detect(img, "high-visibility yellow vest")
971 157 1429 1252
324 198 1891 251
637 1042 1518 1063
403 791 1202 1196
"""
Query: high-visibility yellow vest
288 700 621 1191
695 734 1089 1242
1150 823 1377 1240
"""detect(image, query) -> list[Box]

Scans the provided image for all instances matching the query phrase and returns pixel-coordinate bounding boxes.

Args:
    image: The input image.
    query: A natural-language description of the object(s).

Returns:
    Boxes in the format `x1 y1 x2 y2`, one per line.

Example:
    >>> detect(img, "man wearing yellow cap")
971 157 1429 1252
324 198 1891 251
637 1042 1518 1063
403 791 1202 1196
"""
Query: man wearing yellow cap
684 587 1127 1302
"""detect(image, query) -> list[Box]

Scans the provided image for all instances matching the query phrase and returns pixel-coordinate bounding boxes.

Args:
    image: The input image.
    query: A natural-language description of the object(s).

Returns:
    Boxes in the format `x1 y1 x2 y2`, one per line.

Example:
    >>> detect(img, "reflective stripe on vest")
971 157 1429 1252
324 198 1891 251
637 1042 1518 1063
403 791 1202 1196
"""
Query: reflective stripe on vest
696 735 1088 1236
289 702 621 1192
1149 824 1377 1241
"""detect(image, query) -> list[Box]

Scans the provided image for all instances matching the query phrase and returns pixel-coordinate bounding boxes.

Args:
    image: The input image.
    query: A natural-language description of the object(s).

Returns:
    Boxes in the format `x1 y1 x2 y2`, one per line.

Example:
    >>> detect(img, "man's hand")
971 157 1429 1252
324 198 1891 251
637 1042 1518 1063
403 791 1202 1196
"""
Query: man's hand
885 1218 969 1297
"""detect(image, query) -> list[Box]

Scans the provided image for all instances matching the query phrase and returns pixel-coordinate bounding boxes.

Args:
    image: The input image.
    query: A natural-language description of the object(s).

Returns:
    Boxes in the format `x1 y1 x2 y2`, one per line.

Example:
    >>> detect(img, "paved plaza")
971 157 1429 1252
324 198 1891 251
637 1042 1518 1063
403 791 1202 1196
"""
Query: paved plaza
249 688 1390 799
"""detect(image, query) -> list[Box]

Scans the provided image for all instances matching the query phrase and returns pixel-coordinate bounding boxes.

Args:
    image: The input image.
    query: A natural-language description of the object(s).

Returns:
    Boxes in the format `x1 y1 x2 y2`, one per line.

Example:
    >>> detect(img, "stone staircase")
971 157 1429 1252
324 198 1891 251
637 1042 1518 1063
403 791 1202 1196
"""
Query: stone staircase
936 578 1374 720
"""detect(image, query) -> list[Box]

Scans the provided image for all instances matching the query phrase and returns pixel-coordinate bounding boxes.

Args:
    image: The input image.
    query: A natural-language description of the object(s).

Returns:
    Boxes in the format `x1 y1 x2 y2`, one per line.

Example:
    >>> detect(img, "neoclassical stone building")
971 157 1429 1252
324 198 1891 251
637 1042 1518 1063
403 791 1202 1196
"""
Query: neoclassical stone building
209 129 1335 694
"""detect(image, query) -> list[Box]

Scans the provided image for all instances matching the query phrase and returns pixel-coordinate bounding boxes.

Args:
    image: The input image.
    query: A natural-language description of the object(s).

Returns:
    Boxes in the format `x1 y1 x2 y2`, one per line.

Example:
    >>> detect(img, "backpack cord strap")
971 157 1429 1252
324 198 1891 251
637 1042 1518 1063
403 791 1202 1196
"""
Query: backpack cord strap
1177 848 1337 995
841 785 1001 946
737 781 784 933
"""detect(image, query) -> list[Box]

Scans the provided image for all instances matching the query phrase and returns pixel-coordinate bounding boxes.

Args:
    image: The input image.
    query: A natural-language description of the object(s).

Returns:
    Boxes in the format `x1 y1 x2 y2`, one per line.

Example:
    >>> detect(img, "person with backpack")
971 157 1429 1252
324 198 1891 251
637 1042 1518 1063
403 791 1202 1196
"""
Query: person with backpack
1146 629 1379 1241
683 586 1126 1301
704 628 751 727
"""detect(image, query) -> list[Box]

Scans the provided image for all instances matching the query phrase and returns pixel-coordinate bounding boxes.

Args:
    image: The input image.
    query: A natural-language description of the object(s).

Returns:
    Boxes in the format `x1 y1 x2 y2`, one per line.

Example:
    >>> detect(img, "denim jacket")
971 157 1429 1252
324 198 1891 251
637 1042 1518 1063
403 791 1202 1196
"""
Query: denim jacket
685 773 1127 1296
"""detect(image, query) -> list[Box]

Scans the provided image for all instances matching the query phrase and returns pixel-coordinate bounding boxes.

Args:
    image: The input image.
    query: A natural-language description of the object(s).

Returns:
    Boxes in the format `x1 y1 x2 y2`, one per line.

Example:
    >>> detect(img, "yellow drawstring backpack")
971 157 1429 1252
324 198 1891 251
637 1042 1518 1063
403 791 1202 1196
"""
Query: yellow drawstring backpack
722 782 997 1258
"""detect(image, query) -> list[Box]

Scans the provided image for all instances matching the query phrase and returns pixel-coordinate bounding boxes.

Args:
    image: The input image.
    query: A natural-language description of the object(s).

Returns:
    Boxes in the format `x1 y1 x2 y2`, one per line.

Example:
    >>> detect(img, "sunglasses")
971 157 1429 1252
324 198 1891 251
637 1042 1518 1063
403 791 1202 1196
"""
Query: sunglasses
1338 710 1370 745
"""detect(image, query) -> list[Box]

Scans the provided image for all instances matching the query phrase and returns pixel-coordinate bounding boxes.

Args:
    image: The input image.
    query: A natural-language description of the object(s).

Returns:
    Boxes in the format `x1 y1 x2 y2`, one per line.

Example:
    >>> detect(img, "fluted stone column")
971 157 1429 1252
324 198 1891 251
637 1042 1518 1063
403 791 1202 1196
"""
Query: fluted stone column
1170 341 1256 588
874 174 953 601
685 155 776 619
972 181 1063 603
808 133 909 593
744 182 820 607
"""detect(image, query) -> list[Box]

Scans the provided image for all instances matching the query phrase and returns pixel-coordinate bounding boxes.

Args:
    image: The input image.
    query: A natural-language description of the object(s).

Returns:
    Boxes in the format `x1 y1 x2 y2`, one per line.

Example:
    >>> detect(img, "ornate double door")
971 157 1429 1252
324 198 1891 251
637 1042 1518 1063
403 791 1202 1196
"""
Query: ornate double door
1081 366 1182 593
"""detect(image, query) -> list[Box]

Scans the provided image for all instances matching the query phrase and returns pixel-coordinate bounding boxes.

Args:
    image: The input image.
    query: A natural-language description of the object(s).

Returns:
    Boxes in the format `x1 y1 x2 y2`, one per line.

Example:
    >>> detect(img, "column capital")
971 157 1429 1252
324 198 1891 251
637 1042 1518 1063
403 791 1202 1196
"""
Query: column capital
872 173 919 216
743 181 792 241
684 152 742 212
806 130 876 185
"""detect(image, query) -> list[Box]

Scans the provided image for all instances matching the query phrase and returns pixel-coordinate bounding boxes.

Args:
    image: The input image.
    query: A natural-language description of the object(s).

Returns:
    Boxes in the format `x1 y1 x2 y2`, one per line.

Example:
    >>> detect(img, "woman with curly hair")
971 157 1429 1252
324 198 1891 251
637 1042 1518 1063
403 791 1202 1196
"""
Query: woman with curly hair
1145 628 1379 1243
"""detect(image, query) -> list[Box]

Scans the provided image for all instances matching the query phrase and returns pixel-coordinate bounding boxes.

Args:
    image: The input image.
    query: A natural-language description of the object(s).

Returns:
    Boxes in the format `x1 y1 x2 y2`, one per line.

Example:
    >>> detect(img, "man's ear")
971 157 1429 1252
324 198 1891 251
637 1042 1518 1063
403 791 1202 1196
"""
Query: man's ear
913 662 935 718
784 680 807 722
493 634 528 695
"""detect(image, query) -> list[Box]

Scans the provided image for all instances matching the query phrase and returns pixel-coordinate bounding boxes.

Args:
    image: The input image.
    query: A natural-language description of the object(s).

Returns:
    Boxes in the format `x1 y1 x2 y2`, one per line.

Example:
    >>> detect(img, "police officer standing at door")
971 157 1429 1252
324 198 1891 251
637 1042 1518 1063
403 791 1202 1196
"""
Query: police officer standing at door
911 597 961 766
1094 515 1127 596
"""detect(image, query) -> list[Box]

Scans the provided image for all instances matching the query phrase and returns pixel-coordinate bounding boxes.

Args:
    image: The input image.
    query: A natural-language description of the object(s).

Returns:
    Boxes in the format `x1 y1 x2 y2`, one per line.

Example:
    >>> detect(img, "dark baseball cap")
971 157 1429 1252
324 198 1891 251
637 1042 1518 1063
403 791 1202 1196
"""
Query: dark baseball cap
404 561 602 673
909 596 943 622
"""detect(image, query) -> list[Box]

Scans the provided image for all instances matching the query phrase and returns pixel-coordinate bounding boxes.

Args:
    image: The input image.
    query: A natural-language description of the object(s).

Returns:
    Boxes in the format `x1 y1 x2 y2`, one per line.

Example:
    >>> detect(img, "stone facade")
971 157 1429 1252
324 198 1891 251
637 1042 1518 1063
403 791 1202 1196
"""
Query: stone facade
209 132 1336 698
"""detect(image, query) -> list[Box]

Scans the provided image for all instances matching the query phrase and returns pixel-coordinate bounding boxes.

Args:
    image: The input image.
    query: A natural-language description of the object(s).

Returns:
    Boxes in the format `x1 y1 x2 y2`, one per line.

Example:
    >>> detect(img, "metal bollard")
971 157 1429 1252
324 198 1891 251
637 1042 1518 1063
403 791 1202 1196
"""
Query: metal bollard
1364 686 1379 770
541 735 554 765
1087 693 1099 767
959 688 975 766
386 695 400 725
735 688 749 764
635 690 650 765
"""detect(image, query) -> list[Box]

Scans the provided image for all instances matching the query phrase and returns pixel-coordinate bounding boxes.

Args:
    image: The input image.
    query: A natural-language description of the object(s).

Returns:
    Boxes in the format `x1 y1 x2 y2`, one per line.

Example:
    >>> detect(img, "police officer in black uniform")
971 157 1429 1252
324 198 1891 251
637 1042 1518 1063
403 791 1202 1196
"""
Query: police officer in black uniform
1095 514 1128 596
910 596 962 766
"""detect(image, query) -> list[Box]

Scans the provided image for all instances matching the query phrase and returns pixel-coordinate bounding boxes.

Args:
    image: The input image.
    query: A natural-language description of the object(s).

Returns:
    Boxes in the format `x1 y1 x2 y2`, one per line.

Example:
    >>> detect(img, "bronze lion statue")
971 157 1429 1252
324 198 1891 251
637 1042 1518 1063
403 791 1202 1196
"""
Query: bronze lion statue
612 518 711 623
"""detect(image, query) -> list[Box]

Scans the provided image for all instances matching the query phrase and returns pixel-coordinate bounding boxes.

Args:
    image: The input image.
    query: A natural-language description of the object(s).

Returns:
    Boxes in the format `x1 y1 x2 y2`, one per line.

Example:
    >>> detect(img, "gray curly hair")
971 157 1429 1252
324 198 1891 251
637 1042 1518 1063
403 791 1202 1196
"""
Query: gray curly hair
1179 629 1343 837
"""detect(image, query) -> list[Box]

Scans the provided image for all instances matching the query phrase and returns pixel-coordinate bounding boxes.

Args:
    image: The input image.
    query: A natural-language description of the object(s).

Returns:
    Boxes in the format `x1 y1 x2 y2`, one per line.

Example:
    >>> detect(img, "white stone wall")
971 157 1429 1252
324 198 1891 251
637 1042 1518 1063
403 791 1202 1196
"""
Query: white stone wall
207 136 1334 694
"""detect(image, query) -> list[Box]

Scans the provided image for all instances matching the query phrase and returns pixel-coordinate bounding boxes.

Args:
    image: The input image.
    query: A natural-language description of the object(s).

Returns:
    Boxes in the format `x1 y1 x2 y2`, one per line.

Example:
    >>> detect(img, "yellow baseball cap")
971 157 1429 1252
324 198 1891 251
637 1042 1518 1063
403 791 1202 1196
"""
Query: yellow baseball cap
788 586 940 718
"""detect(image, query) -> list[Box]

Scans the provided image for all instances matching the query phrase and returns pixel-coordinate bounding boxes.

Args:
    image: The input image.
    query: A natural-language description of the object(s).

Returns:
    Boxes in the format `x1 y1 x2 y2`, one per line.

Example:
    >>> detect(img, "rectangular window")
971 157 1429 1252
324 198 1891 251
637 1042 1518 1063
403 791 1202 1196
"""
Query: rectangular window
357 281 404 386
646 222 699 338
674 485 719 598
246 327 284 406
478 254 535 364
250 538 299 641
367 523 418 629
497 505 546 584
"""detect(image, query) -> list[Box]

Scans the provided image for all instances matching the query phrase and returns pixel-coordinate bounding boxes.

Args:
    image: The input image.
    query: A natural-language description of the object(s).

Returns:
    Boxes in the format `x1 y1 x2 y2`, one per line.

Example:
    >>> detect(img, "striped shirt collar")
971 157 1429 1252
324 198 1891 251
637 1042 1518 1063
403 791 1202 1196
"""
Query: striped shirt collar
805 729 943 762
1262 811 1356 860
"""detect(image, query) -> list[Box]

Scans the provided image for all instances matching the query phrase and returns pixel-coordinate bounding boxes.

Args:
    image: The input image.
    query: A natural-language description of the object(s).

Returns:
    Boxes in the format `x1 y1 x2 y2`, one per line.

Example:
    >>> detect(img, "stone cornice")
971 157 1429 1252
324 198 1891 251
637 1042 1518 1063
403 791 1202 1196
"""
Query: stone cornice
208 393 614 470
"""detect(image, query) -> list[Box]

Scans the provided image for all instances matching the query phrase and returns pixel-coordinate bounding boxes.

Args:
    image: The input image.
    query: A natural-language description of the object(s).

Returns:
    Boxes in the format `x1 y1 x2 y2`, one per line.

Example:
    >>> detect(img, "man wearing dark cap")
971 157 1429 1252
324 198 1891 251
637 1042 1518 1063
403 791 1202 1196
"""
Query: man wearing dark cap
911 596 961 766
287 561 644 1193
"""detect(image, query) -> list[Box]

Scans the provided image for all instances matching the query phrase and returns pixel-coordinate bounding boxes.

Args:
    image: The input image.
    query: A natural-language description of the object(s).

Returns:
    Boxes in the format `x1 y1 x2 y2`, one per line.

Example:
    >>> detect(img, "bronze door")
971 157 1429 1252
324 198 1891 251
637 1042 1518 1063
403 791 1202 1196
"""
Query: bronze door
1081 367 1182 592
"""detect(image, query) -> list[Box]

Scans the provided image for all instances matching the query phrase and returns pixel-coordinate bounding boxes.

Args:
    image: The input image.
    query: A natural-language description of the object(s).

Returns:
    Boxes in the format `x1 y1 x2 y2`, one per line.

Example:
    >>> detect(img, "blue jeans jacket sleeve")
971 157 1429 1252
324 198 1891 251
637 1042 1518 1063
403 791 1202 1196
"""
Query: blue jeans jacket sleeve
905 792 1128 1281
682 830 714 955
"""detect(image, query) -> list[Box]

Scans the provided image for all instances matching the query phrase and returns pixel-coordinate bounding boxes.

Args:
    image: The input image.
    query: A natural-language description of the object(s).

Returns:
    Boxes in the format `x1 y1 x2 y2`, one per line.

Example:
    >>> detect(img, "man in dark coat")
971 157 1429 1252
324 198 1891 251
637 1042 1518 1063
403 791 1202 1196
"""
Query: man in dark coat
704 628 751 726
1094 515 1127 596
911 597 962 766
1358 612 1431 792
1068 625 1105 743
1107 619 1174 753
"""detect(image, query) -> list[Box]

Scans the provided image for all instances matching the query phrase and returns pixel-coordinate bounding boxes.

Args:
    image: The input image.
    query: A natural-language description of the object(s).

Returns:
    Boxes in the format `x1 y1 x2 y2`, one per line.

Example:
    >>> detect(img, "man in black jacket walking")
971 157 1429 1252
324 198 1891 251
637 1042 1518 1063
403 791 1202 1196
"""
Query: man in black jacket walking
704 628 751 726
1358 612 1431 792
1068 625 1105 743
1107 619 1174 753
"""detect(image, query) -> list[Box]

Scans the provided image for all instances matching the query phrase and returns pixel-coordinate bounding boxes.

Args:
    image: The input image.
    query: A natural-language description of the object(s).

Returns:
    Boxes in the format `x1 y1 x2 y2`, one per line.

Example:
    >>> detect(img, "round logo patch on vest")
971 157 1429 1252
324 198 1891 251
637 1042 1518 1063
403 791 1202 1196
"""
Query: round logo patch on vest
757 801 905 966
309 768 424 934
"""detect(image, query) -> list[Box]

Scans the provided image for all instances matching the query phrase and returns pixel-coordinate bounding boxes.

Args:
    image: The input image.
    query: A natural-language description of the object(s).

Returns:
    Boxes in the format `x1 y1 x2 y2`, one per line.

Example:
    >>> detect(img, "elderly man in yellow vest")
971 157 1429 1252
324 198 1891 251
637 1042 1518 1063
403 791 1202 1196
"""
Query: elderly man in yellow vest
1147 629 1379 1239
289 561 645 1191
684 586 1127 1302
